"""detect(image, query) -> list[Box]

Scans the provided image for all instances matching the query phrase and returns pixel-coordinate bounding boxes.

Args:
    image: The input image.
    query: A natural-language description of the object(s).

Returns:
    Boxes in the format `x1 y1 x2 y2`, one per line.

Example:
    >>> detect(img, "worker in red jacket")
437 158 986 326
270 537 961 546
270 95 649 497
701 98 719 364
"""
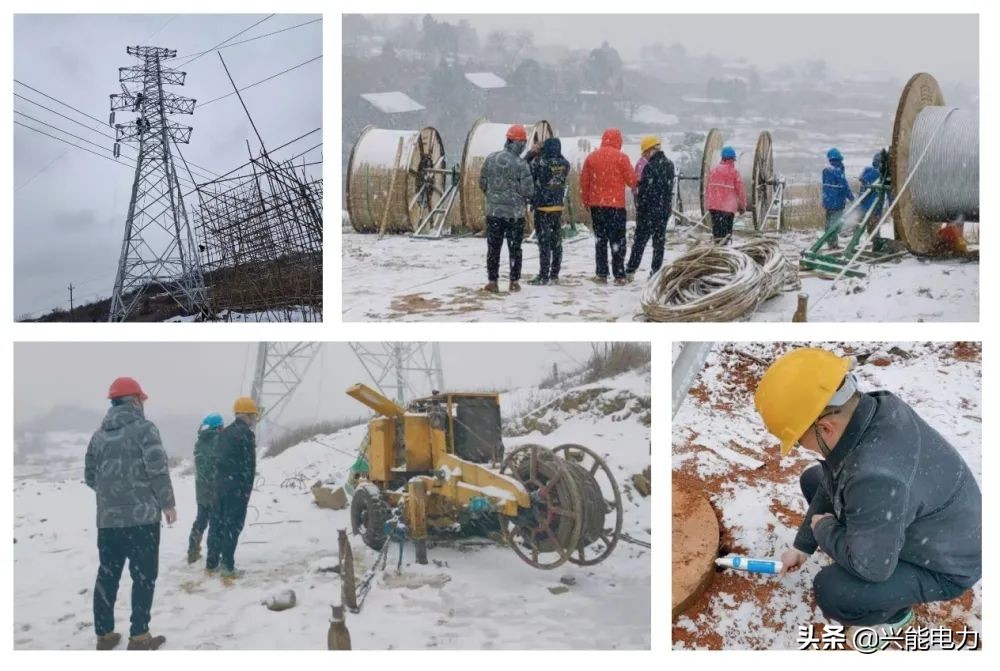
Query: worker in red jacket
580 128 636 284
705 146 747 244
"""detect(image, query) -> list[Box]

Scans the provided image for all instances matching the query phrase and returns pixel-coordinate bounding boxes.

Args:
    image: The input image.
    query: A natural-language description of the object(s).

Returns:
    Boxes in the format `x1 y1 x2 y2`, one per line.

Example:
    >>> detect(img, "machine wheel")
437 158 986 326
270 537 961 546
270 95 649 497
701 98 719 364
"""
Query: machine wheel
553 444 624 566
350 484 390 550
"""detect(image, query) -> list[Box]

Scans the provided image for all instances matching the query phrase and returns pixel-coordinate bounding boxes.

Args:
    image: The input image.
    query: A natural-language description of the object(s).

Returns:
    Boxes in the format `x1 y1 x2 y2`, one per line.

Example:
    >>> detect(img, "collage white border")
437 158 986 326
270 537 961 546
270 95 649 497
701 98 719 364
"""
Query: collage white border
1 0 993 663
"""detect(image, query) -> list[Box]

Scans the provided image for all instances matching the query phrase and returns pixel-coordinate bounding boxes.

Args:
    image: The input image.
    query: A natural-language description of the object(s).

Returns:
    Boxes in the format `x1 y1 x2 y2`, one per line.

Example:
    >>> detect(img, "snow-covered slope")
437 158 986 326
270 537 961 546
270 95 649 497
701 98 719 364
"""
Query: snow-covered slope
14 370 651 650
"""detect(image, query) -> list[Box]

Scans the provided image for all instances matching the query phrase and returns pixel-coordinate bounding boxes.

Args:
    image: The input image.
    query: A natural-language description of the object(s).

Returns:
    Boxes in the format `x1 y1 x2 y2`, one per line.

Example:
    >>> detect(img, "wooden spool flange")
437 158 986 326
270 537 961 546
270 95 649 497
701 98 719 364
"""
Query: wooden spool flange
699 128 724 217
890 72 946 255
749 131 775 231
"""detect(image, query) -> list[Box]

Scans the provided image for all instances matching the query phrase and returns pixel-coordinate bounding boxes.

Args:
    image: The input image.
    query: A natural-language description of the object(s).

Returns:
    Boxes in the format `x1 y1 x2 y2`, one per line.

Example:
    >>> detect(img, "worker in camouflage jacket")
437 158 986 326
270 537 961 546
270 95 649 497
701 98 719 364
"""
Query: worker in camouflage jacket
187 413 223 564
478 124 535 293
85 377 175 651
206 397 259 579
755 349 981 652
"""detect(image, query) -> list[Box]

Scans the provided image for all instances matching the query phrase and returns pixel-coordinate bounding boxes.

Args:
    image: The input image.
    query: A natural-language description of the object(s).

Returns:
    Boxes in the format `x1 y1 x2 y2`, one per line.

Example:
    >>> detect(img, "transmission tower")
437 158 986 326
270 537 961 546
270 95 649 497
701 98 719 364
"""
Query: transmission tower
107 45 208 322
349 343 445 404
249 342 322 422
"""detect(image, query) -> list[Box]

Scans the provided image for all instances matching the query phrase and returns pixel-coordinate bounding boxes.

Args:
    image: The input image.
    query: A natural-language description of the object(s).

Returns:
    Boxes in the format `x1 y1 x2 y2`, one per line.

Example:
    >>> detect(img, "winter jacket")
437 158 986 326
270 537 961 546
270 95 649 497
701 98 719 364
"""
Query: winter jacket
216 418 257 500
795 392 982 587
636 150 675 222
705 159 747 213
580 129 636 209
479 141 534 220
859 165 883 218
822 159 855 211
529 138 571 210
85 403 176 529
194 427 220 507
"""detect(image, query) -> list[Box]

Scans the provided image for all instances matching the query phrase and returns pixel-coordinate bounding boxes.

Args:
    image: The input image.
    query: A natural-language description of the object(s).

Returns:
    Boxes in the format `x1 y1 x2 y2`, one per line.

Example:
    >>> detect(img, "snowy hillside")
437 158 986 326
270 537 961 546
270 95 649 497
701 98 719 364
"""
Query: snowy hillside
671 342 981 649
14 370 651 650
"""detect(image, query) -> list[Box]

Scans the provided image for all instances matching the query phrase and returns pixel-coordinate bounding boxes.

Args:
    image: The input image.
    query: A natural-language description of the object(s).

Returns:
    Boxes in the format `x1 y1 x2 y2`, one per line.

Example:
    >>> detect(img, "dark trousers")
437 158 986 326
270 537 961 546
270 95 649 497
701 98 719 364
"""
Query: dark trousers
710 210 735 242
626 213 668 274
800 465 969 626
207 492 249 572
94 523 160 637
486 216 525 283
535 210 563 280
188 503 213 554
591 206 627 279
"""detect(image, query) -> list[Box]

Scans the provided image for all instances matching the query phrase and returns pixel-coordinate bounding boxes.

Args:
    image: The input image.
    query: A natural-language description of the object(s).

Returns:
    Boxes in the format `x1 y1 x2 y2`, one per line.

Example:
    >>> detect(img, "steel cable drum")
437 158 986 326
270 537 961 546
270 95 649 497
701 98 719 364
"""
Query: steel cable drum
458 119 553 234
346 126 446 234
891 72 979 255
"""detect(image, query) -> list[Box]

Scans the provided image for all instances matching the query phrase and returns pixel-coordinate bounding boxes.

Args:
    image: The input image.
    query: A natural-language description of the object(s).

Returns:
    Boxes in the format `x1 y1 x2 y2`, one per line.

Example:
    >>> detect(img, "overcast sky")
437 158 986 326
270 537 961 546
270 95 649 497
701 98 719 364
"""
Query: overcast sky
437 13 978 85
13 14 323 317
14 342 598 427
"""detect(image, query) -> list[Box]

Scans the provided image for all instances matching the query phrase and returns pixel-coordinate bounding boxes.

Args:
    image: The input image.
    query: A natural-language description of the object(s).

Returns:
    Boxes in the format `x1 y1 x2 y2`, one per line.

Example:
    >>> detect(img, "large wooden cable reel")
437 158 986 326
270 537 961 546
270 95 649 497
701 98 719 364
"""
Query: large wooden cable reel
749 131 775 231
699 128 724 218
890 72 949 256
346 126 447 234
498 443 623 570
458 118 554 235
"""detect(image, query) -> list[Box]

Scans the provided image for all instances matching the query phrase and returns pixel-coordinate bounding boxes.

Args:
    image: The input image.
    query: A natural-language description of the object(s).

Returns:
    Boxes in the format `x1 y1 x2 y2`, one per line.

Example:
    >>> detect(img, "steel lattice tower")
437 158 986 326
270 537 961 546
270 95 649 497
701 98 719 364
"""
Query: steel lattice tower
349 343 445 404
250 342 322 421
108 45 207 321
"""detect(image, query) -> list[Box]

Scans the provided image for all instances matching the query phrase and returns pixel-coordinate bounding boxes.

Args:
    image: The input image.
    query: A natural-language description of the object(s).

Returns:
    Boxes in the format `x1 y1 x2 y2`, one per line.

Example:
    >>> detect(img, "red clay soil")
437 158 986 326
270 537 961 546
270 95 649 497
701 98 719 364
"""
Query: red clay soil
950 342 982 363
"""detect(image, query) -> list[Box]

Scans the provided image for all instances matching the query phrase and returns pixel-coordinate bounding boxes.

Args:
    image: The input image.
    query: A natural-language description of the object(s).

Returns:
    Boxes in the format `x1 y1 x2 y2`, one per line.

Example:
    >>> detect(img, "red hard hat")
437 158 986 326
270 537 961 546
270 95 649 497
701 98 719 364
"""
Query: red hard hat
108 376 148 401
506 124 527 142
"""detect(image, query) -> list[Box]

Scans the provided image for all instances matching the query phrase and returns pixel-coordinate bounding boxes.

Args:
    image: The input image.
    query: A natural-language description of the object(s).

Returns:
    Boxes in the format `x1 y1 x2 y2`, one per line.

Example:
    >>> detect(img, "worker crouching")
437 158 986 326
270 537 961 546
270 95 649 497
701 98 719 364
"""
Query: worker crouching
755 349 982 652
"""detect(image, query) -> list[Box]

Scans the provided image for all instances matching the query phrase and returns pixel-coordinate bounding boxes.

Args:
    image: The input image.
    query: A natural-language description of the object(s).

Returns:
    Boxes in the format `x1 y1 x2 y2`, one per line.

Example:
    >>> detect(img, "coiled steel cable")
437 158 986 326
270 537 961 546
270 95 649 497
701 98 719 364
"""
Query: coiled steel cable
910 107 979 221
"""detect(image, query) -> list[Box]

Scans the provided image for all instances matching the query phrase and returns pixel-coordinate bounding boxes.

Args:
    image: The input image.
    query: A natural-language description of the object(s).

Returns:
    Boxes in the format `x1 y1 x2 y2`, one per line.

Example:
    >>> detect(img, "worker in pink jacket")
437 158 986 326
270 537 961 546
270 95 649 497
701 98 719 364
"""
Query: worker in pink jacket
705 146 747 244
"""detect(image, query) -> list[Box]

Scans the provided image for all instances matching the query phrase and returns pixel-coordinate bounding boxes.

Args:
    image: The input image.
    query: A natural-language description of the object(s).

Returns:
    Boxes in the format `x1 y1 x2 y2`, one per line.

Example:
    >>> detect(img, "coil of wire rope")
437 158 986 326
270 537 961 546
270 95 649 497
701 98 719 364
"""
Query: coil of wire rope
735 239 800 299
639 245 768 322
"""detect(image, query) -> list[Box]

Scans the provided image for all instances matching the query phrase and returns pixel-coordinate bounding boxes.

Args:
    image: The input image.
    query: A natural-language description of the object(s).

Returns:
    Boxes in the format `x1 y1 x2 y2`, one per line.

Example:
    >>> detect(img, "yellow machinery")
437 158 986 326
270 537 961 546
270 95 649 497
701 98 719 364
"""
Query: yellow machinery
347 383 624 569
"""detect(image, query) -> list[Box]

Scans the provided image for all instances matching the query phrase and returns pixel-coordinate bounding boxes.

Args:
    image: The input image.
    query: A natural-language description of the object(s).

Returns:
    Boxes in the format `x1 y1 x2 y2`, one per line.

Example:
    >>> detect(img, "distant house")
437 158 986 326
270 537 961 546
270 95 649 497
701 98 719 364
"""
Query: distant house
464 71 507 90
359 91 425 127
631 104 679 128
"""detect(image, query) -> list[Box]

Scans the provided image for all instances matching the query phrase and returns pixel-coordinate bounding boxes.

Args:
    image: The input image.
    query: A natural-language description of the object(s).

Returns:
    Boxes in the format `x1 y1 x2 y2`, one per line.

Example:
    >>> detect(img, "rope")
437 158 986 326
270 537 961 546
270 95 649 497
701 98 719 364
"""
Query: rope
640 245 773 322
909 107 979 221
737 239 800 298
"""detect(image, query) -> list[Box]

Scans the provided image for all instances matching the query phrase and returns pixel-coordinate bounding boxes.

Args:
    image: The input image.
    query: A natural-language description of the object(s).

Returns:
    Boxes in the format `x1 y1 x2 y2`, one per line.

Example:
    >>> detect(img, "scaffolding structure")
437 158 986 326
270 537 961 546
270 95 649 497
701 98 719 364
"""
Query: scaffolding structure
194 143 323 322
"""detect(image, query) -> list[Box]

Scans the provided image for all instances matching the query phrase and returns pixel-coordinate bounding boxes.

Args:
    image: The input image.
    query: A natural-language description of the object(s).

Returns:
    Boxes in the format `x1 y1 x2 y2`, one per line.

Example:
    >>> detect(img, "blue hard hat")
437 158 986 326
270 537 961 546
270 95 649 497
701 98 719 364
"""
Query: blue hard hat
827 147 843 161
202 413 224 429
721 146 736 160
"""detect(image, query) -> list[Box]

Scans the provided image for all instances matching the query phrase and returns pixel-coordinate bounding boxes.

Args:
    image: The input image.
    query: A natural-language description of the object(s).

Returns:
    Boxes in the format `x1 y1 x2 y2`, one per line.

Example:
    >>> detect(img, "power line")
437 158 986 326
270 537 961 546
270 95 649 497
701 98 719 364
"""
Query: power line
14 120 129 168
174 14 275 68
14 150 67 193
13 80 223 180
141 15 179 42
198 55 322 107
174 17 320 60
14 92 116 141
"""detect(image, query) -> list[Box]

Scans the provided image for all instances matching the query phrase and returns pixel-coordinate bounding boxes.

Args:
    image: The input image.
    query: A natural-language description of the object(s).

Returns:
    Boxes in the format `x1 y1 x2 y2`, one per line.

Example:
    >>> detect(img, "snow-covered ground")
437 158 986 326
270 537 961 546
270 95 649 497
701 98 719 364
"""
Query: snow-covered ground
342 224 978 322
671 342 981 650
14 370 651 650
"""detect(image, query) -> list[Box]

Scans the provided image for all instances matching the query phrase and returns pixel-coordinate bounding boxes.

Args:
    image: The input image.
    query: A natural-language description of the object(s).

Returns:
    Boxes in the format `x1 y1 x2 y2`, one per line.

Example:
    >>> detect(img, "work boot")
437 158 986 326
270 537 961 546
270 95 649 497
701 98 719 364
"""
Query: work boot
528 276 547 286
626 273 635 283
846 609 916 652
549 277 560 285
613 277 628 286
592 276 608 285
205 564 219 576
187 548 201 564
96 632 121 650
221 568 245 581
127 632 166 650
509 281 521 292
483 281 499 293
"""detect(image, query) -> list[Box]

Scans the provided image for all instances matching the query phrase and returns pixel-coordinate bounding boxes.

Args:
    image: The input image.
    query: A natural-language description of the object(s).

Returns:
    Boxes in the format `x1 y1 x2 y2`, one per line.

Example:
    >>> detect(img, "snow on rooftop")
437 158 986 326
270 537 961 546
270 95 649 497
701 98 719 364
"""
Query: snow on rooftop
632 104 679 127
682 96 731 105
464 71 507 89
360 91 425 114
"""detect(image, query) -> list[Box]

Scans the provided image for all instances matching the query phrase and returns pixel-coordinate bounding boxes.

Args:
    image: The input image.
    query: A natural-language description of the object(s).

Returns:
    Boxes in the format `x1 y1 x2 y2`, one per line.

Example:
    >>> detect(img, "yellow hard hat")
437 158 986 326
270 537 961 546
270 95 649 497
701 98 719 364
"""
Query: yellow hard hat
640 135 661 153
233 396 259 416
754 348 851 456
